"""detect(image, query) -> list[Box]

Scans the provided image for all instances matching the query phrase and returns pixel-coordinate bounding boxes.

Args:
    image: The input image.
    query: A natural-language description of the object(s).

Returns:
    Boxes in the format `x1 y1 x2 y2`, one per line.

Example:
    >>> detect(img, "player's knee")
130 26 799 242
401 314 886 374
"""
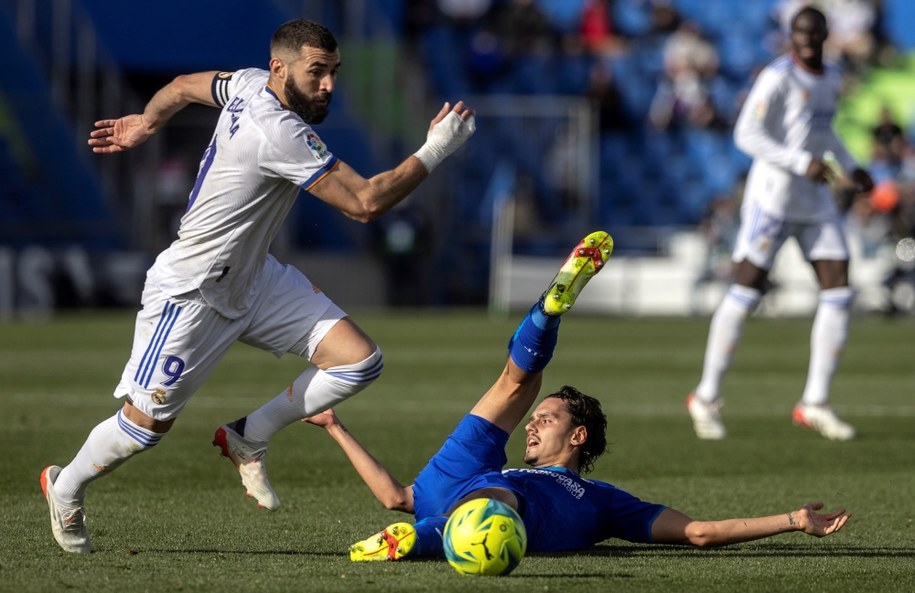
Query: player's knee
122 401 175 433
326 346 384 390
725 284 763 312
733 260 769 292
819 286 854 309
113 409 165 456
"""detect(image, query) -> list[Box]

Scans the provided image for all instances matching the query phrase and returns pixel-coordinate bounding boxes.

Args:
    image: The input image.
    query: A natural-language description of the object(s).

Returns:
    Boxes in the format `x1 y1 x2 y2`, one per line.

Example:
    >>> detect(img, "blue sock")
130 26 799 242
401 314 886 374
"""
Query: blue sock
412 515 447 558
507 303 560 373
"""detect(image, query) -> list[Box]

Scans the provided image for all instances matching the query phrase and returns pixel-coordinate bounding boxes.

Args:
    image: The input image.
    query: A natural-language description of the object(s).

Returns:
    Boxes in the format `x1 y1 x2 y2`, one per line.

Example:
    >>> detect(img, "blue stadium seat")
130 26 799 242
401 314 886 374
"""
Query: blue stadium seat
709 76 742 122
555 54 594 95
703 154 739 197
729 141 753 175
535 0 586 34
718 29 762 79
599 132 630 177
419 25 471 98
683 129 720 167
642 130 678 168
610 58 656 120
626 169 681 228
510 54 555 95
612 0 653 37
678 177 715 224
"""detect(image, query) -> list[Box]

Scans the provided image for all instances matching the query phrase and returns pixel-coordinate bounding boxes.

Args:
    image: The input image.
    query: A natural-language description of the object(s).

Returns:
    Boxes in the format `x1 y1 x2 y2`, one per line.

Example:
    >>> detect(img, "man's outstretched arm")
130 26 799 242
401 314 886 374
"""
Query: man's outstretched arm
88 71 220 154
306 101 475 224
650 503 851 547
304 409 414 513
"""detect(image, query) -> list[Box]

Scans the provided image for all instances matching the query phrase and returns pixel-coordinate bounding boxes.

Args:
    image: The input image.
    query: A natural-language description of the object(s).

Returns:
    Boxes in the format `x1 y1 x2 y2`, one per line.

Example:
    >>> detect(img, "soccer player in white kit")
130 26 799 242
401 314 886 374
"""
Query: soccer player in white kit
39 19 476 554
687 7 873 441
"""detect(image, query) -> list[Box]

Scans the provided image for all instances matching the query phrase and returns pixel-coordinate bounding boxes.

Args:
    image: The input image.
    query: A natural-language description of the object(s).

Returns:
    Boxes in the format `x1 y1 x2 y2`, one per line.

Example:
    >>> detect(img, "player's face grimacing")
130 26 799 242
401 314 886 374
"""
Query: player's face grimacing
284 46 340 124
523 398 586 470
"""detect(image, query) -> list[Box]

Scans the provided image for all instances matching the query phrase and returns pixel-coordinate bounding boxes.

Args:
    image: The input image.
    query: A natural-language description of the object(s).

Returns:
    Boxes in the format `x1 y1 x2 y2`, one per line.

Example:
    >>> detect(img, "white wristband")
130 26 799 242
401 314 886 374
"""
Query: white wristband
413 142 446 173
413 111 476 173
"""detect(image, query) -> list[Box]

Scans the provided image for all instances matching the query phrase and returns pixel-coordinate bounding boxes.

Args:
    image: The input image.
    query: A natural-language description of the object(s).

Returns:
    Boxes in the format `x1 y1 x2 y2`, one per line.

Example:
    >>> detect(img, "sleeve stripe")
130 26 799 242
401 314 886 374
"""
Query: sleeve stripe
301 157 339 190
211 73 233 107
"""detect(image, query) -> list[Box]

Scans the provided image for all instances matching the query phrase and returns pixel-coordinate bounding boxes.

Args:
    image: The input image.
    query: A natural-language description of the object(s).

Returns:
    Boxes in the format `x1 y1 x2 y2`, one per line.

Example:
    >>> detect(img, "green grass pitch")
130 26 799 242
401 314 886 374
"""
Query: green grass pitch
2 310 914 593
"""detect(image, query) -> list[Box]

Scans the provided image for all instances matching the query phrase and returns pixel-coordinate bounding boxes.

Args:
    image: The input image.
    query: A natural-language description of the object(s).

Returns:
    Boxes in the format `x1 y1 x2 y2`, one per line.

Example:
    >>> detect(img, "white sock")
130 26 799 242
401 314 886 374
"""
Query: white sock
241 348 383 444
801 287 853 406
54 410 162 504
695 285 761 402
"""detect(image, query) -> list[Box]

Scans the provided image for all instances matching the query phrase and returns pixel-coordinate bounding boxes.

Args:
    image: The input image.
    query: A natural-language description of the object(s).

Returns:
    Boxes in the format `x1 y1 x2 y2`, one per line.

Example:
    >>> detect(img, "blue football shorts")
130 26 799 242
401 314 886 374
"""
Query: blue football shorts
411 413 519 520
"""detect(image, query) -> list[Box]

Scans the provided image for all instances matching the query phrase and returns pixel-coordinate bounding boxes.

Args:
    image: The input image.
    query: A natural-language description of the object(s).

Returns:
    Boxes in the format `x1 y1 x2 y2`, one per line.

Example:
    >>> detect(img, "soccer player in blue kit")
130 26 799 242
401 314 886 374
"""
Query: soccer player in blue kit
304 232 851 560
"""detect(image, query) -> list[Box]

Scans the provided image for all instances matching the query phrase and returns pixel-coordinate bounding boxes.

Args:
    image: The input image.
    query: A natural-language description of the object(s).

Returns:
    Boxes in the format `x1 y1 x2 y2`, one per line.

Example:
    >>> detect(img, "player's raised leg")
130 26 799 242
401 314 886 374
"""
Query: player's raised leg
472 231 613 435
346 231 614 562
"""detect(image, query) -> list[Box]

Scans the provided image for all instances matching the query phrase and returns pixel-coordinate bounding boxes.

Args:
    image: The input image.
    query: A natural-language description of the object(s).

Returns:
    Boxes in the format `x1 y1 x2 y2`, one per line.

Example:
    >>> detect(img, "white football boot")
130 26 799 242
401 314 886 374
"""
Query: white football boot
686 393 726 440
213 424 280 510
792 404 855 441
40 465 92 553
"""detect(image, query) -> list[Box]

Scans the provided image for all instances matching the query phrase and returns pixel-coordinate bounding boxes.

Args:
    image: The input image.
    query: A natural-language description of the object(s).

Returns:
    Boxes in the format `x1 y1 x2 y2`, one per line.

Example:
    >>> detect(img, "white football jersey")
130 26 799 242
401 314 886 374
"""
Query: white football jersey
734 55 858 222
148 68 338 318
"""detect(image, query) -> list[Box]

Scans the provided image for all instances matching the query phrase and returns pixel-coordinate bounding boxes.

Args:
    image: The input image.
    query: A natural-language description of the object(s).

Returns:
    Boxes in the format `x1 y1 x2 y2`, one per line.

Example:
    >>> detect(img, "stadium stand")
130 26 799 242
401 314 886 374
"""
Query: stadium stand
1 0 912 309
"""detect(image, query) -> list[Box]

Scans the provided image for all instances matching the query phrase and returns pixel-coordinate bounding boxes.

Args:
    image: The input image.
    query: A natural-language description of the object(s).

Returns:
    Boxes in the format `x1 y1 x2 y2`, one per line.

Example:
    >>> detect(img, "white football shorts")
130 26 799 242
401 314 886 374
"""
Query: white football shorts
113 255 346 420
732 200 849 270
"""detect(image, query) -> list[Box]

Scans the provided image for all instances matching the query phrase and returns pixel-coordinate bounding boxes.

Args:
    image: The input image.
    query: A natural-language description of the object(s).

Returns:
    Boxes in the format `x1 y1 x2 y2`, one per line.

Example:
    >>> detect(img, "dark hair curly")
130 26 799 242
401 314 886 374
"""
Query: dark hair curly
545 386 607 474
271 19 337 56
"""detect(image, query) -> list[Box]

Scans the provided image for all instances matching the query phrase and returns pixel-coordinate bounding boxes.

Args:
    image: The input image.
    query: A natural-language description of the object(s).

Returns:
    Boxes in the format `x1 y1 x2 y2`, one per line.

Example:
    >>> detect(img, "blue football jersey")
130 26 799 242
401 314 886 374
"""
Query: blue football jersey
502 467 666 551
411 414 666 552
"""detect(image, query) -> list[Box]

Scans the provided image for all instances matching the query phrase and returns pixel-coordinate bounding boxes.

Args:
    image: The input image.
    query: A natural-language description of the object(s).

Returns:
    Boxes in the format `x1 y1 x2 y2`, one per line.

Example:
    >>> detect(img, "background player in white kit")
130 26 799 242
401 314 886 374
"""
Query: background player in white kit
39 19 475 554
687 6 873 441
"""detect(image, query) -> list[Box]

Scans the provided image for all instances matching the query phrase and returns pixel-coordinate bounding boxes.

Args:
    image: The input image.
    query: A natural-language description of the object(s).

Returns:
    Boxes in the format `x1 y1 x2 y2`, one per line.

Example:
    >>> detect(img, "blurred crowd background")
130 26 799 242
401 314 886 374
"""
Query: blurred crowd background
2 0 914 316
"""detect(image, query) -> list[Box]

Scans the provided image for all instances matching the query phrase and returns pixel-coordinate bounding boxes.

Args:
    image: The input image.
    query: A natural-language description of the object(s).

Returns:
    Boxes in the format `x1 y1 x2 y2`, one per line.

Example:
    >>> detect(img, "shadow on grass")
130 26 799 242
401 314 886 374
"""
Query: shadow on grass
132 547 444 561
578 543 915 559
130 542 915 560
134 548 334 556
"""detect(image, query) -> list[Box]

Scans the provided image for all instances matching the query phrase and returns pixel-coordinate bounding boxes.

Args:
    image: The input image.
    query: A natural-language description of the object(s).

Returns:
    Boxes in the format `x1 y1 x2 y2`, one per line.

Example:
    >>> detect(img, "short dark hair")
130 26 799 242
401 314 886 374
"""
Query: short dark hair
790 6 827 32
545 386 607 474
270 19 337 56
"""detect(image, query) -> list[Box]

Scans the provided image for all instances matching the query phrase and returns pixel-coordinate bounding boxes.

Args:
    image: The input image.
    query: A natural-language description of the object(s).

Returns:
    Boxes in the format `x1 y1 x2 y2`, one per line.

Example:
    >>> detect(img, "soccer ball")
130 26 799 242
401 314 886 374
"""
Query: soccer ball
443 498 527 576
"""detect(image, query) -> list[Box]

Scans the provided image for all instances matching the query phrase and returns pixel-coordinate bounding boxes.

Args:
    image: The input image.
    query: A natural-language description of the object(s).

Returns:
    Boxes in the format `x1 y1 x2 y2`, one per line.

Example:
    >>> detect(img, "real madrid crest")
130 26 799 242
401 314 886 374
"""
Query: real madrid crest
152 388 168 405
